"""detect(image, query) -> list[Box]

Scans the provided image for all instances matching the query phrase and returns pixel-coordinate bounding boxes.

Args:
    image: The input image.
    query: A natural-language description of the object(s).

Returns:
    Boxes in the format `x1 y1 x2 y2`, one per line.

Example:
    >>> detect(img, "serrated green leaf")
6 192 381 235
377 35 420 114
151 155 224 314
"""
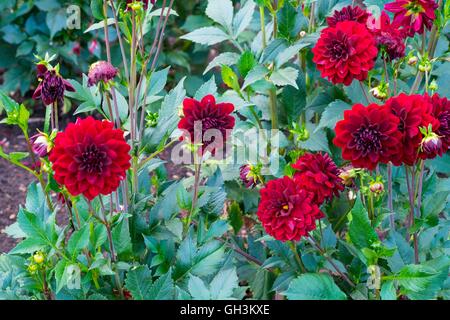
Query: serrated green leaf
285 273 347 300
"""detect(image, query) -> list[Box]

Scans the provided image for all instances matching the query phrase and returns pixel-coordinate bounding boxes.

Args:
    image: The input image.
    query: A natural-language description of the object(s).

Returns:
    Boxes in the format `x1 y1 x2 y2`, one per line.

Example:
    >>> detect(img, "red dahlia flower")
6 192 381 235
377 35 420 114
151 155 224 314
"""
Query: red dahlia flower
385 94 439 165
49 117 131 200
385 0 438 36
312 21 378 86
428 93 450 153
239 164 257 189
333 103 402 170
257 176 324 242
292 152 344 205
88 61 118 86
369 12 406 60
326 5 370 27
32 64 75 106
178 95 235 155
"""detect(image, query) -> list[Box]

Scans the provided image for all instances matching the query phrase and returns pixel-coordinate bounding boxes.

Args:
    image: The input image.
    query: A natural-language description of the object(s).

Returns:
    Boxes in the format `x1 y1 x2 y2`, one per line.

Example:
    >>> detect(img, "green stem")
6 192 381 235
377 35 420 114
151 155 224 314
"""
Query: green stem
307 236 355 288
138 139 177 170
185 161 202 235
269 88 278 130
288 241 306 273
259 6 267 49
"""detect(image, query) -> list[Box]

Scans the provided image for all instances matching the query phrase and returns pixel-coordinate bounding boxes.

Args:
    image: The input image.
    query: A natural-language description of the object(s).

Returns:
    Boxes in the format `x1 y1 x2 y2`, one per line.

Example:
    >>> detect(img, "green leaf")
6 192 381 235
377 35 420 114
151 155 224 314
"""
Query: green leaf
270 67 299 89
380 281 397 300
233 0 256 36
277 2 304 41
281 71 306 124
228 202 243 234
203 220 228 243
348 198 379 249
242 65 269 90
112 219 132 255
194 76 218 101
90 0 105 20
9 237 48 254
125 265 152 300
276 41 311 67
67 225 90 257
204 52 240 75
299 122 331 153
146 67 170 97
315 100 351 132
221 65 240 92
35 0 60 11
210 268 239 299
237 51 257 78
46 9 67 38
389 263 449 299
181 27 229 46
188 274 210 299
285 273 347 300
206 0 234 31
147 269 174 300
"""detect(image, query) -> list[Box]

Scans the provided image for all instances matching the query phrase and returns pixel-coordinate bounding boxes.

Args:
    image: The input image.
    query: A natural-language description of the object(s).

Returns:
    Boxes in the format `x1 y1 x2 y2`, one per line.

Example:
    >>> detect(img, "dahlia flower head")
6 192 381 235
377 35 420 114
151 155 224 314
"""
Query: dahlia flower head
33 64 75 106
384 93 439 165
88 61 118 87
333 103 402 170
385 0 438 36
178 95 235 156
257 176 324 242
326 5 370 27
312 21 378 85
292 152 344 205
369 12 407 60
428 93 450 154
239 164 257 189
49 116 131 200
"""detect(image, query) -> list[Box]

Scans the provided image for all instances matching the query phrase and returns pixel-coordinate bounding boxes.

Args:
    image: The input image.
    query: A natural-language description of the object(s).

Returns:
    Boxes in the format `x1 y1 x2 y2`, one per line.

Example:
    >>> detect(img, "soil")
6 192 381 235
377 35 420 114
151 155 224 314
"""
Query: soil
0 123 38 253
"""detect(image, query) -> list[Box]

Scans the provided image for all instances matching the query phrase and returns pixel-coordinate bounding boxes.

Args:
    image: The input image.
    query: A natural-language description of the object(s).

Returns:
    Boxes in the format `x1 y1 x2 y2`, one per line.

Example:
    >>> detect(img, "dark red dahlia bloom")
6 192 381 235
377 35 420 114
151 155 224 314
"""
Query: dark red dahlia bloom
292 152 344 205
312 21 378 86
32 65 75 106
369 12 406 60
385 94 438 165
326 5 370 27
385 0 438 36
178 95 235 155
49 117 131 200
333 103 402 170
88 61 118 86
257 176 324 242
428 93 450 153
239 165 257 189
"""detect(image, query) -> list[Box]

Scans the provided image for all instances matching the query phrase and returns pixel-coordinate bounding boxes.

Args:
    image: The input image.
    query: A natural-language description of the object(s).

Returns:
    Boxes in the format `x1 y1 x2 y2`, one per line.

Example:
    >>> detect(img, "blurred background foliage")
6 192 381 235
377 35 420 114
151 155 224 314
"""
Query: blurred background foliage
0 0 217 109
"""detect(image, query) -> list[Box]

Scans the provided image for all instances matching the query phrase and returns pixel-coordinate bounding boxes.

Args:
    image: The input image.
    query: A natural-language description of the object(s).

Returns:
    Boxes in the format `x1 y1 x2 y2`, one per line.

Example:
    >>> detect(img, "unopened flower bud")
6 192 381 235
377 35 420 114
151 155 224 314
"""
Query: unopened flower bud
407 56 418 66
369 181 384 194
418 57 432 72
30 130 55 157
429 80 438 91
88 61 118 87
28 263 38 273
33 251 45 264
145 111 159 128
370 82 389 100
421 133 442 157
339 165 357 187
239 164 261 189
